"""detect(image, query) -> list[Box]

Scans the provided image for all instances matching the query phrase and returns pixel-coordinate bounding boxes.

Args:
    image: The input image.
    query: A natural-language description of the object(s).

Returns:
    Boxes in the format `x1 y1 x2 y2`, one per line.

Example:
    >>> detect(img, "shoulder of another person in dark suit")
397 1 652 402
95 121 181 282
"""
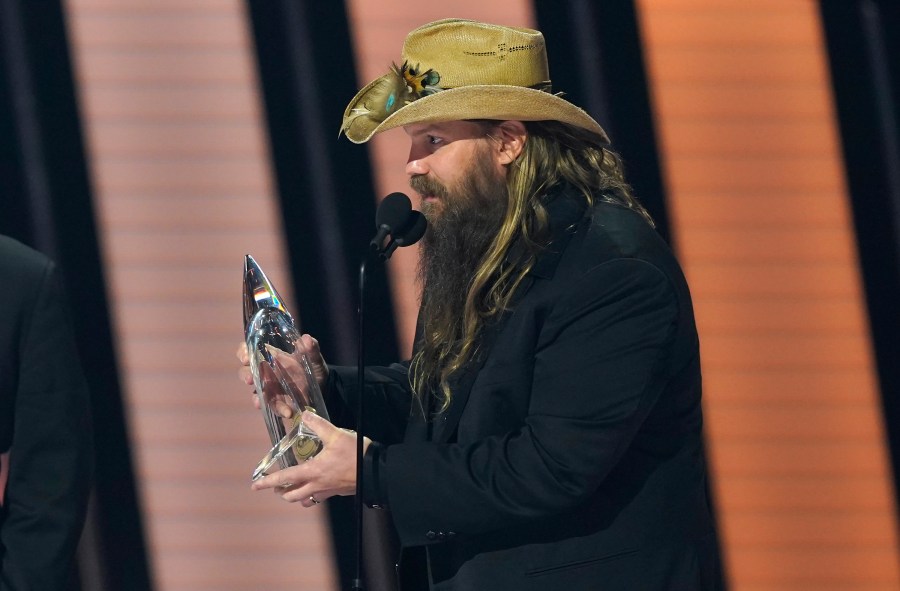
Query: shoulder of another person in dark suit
0 235 54 285
0 236 57 401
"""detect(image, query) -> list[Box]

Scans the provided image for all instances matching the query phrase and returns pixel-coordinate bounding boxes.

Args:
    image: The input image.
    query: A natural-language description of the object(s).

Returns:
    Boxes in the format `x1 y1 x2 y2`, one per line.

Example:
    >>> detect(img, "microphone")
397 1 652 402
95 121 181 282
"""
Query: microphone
370 192 412 252
382 211 427 259
396 211 427 246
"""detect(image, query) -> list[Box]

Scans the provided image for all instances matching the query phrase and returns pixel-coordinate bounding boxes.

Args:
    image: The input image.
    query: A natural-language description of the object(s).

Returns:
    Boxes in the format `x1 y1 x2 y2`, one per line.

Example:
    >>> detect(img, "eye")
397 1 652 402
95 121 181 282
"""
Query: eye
427 135 442 145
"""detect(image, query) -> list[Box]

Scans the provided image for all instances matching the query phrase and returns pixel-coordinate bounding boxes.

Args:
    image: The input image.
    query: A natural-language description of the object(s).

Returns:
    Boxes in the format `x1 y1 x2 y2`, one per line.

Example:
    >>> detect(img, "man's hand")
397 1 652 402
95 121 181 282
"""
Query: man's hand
236 334 329 412
250 411 370 507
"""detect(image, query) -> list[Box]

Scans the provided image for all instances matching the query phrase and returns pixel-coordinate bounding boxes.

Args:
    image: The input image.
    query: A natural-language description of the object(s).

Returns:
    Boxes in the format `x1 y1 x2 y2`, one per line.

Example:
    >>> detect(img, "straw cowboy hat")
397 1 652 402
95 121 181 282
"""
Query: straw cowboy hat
339 18 610 144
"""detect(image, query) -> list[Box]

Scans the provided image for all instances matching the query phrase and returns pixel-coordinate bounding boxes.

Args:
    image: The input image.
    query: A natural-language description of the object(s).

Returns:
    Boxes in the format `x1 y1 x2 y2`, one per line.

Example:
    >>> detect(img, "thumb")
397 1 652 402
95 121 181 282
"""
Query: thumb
301 410 333 438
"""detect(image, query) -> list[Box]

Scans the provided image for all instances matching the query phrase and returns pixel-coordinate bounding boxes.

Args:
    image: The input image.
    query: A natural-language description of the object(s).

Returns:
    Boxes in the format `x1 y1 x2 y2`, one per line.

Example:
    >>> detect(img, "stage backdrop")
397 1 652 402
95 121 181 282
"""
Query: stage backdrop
56 0 900 590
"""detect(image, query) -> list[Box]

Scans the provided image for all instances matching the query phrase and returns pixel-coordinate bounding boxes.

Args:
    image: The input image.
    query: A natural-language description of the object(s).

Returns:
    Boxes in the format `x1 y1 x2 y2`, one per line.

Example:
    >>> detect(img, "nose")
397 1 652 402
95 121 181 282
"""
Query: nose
406 147 429 177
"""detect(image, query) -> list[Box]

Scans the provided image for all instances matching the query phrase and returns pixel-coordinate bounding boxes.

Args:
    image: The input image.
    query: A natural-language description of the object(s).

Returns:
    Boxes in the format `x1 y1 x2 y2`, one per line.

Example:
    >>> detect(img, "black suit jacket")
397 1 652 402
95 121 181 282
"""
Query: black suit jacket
0 236 93 590
329 190 722 590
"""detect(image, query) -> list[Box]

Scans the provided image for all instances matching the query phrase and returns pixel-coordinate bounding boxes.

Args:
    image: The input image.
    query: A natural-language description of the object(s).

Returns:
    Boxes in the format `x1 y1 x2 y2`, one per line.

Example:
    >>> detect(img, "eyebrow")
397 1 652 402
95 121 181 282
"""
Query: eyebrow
406 124 442 137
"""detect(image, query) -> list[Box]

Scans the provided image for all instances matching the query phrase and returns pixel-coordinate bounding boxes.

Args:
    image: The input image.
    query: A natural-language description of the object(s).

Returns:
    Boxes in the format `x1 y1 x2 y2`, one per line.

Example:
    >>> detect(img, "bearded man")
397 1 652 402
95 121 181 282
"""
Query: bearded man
244 18 722 590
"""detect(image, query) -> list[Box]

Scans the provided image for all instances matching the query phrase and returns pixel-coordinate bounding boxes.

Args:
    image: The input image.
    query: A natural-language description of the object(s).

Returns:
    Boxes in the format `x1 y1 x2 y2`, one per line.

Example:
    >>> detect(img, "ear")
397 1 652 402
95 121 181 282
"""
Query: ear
493 121 528 165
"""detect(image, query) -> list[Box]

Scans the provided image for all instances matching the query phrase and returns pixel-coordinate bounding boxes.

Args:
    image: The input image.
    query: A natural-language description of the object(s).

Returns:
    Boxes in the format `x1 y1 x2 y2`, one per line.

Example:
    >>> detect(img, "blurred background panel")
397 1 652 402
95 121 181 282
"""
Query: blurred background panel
63 0 335 590
637 1 900 589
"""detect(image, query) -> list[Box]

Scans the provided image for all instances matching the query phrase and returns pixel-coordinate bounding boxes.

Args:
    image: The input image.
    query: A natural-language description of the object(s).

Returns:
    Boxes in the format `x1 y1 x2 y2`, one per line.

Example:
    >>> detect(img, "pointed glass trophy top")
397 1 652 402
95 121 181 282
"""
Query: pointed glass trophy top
243 254 291 329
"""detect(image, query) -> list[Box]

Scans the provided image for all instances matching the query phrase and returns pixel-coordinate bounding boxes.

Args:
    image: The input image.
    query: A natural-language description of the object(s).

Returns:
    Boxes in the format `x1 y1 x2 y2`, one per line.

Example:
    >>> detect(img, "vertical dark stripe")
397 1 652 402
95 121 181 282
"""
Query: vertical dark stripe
0 0 56 255
245 2 401 589
0 2 154 589
244 0 399 367
251 1 356 362
533 0 673 245
819 0 900 509
533 2 726 585
0 11 27 241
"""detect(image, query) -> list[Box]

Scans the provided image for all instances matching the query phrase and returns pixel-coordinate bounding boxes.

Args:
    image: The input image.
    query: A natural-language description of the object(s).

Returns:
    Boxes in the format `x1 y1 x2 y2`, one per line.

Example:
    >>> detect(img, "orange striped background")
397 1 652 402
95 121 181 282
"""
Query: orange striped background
64 1 335 589
638 1 899 589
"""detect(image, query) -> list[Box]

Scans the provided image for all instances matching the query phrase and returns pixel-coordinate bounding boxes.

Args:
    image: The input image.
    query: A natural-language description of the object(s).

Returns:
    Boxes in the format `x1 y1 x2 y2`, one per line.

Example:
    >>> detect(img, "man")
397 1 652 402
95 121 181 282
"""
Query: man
0 235 93 590
245 18 721 590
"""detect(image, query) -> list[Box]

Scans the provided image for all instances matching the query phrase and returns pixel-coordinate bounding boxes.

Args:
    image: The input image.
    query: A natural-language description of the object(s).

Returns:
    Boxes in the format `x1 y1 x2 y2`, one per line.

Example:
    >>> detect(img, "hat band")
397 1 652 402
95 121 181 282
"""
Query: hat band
347 60 554 132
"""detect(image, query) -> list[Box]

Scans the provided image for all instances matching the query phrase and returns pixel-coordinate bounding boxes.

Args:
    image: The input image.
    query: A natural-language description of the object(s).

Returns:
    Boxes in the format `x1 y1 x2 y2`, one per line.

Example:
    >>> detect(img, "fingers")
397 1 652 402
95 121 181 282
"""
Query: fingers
237 342 260 416
299 410 337 442
238 365 254 386
265 344 308 386
300 492 327 507
275 398 293 419
250 468 329 507
299 334 329 386
236 341 249 365
288 489 330 507
289 485 330 507
299 334 319 355
252 467 300 492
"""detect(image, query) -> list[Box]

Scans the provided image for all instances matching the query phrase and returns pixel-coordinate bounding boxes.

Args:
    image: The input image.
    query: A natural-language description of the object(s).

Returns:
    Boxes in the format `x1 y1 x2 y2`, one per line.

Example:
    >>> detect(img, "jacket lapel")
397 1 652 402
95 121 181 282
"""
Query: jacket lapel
431 293 524 443
403 311 432 443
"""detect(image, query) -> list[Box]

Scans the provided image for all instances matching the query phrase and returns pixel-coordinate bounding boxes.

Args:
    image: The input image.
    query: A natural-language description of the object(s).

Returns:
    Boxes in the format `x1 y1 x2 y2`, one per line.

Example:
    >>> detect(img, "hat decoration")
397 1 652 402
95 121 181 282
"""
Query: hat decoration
343 61 444 135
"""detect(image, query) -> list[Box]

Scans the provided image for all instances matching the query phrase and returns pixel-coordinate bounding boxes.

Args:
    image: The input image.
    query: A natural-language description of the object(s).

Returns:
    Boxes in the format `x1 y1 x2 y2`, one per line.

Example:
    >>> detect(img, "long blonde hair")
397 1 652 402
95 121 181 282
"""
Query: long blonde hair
411 120 652 413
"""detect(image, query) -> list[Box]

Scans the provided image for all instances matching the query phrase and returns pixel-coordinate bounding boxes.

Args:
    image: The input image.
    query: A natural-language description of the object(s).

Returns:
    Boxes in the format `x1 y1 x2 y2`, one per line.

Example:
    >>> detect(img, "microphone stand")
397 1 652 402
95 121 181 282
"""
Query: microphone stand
352 251 373 591
353 246 390 591
352 200 426 591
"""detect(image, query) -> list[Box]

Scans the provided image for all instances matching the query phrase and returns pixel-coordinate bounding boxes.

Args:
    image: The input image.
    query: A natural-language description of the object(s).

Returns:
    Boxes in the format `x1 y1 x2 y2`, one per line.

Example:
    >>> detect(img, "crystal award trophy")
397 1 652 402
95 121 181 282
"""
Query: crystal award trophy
243 254 330 481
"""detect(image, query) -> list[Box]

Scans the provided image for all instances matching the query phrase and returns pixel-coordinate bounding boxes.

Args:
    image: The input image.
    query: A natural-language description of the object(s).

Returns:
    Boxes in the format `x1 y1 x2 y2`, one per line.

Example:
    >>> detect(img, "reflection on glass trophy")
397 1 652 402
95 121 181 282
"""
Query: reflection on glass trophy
243 254 330 481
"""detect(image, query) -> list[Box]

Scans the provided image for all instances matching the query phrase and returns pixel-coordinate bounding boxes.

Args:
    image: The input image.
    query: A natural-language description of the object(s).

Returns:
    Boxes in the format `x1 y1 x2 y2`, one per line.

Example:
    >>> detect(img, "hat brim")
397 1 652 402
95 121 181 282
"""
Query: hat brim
341 83 610 145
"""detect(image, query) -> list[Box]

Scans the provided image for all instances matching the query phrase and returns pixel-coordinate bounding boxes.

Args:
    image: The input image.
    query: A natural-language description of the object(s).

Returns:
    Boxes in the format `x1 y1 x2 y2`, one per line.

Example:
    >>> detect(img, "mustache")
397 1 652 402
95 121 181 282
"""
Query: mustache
409 174 449 199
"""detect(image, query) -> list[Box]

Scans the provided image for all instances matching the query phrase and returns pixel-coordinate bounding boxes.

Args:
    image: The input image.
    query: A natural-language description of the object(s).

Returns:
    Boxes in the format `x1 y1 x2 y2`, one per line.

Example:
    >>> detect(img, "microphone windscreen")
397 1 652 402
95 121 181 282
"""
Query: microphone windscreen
395 211 428 246
376 192 412 230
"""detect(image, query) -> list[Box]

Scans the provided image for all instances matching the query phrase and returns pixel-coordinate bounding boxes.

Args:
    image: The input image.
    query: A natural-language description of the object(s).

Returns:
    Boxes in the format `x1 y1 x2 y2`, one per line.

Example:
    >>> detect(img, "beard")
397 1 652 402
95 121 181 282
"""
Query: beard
410 147 509 362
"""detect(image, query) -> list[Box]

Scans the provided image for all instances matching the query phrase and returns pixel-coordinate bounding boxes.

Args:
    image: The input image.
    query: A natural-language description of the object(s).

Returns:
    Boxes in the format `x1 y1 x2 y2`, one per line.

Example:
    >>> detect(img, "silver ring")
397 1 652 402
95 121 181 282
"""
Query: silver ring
309 495 320 505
